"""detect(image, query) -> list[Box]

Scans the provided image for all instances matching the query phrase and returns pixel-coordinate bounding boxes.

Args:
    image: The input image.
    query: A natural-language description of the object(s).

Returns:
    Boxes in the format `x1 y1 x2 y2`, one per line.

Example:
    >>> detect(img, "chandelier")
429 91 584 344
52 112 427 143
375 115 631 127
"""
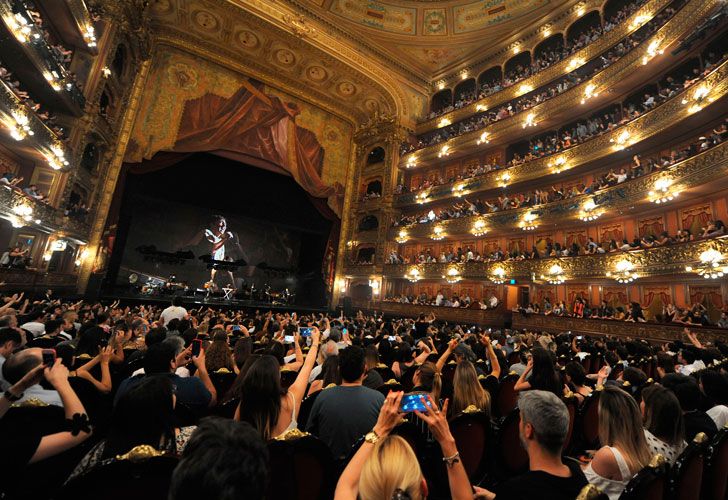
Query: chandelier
490 266 506 284
520 212 538 231
685 249 728 279
579 199 602 221
452 183 466 197
396 230 408 244
438 145 451 158
443 267 461 284
648 177 677 204
471 219 488 236
606 259 638 283
541 263 566 284
476 131 490 145
431 226 445 240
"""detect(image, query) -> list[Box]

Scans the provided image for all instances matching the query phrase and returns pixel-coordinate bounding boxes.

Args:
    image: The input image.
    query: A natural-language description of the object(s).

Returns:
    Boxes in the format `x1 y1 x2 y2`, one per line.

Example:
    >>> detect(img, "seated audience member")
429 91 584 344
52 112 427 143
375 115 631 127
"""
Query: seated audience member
169 417 269 500
583 386 651 500
640 384 686 464
308 354 341 396
69 375 194 479
662 373 718 441
515 347 563 396
362 347 384 390
476 391 588 500
695 369 728 428
451 360 491 416
115 342 216 412
306 345 385 461
677 347 706 375
160 296 187 326
336 392 473 500
564 362 592 404
0 359 92 478
205 330 238 373
2 347 65 405
236 328 321 439
0 327 23 390
20 309 47 337
410 360 442 403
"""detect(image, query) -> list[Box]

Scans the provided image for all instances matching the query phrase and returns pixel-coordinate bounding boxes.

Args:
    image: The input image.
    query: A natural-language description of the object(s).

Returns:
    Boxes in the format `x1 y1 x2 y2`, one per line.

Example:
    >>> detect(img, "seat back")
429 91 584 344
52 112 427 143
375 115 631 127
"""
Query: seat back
667 433 708 500
493 373 519 418
209 370 237 399
496 408 529 477
449 409 491 483
280 369 298 390
579 388 602 450
267 431 336 500
562 394 578 454
210 398 239 419
618 454 668 500
297 390 321 431
57 446 178 500
702 425 728 500
376 380 403 396
374 364 395 382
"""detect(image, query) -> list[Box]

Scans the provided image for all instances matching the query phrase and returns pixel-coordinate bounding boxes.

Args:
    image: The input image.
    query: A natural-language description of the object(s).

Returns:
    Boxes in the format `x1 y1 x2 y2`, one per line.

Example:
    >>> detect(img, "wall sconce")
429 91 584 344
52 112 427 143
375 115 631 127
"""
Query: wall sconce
471 219 488 236
629 13 650 30
682 85 712 113
369 278 381 295
437 81 446 90
642 39 663 65
579 199 602 221
396 230 408 243
452 183 466 197
549 156 568 173
83 25 97 48
499 172 511 187
44 143 69 170
416 191 428 204
522 112 536 129
461 71 469 80
520 212 538 231
606 259 638 283
519 84 533 94
581 83 599 104
438 145 451 158
438 118 451 128
685 249 728 279
648 177 677 204
476 131 490 145
8 110 33 141
566 58 584 71
406 156 417 169
512 44 520 54
610 129 631 150
431 226 445 240
475 104 487 112
443 267 462 284
542 263 566 284
490 266 506 284
12 204 33 221
406 268 421 282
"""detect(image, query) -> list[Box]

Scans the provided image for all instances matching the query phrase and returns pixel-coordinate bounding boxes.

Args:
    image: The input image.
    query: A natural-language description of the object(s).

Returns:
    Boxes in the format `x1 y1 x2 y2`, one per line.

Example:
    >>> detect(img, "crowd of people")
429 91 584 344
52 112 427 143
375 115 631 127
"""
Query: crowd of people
0 292 725 499
392 121 727 228
424 0 652 121
0 64 66 138
405 0 685 154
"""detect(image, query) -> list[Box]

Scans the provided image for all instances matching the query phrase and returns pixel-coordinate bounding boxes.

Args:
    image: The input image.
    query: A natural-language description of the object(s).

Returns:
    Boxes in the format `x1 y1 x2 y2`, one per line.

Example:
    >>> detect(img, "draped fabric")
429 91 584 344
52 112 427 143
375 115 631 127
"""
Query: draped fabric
600 225 623 245
639 219 664 237
682 208 711 237
172 79 343 208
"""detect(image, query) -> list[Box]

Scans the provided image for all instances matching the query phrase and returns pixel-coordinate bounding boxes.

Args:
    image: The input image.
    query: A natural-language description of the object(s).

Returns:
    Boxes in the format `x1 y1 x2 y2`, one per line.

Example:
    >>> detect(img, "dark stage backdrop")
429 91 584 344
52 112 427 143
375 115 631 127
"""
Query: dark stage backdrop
106 153 333 306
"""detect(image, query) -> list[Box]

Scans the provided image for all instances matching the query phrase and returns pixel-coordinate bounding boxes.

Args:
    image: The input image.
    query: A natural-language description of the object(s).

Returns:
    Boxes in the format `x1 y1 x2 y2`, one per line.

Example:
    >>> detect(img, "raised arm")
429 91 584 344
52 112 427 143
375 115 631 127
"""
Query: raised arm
481 335 501 379
436 339 458 373
288 328 321 407
513 357 533 392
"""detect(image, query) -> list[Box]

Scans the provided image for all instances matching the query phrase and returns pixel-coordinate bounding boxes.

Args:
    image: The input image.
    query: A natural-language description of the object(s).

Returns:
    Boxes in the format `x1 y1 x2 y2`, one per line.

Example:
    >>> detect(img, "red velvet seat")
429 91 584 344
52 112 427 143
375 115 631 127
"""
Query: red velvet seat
496 408 529 477
617 454 668 500
666 432 709 500
267 431 336 500
493 372 519 418
449 409 491 484
562 394 578 454
702 425 728 500
579 388 602 450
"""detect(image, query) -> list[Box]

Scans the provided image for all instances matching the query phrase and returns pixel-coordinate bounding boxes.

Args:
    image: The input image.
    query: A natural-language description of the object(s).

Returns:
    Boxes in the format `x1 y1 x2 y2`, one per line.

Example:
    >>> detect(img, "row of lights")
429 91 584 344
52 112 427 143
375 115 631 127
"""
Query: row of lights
398 251 728 284
2 107 70 170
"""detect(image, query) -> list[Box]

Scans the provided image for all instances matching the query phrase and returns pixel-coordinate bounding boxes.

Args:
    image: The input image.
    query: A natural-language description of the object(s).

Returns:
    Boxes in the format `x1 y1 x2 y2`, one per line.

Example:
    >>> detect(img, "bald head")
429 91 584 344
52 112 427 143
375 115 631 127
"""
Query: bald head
2 347 42 384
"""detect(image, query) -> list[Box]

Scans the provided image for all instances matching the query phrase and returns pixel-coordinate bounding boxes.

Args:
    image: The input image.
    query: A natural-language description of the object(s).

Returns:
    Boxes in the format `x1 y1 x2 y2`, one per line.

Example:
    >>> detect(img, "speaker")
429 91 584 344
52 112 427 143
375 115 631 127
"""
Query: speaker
343 296 353 317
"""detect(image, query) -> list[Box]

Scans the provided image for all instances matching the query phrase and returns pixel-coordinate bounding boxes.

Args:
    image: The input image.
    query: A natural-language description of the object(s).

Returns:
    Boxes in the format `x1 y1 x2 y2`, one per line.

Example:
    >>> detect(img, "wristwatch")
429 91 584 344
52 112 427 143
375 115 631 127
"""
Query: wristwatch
364 429 380 444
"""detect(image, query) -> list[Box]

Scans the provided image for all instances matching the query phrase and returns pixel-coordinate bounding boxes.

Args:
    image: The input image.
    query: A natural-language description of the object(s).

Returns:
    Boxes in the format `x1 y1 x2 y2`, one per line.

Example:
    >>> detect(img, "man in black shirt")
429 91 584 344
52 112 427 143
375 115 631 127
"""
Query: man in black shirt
477 390 588 500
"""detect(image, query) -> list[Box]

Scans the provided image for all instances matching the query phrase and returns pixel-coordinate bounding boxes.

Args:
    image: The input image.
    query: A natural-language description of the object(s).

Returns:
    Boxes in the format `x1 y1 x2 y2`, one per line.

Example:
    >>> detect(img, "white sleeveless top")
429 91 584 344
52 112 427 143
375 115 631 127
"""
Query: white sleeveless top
273 392 298 438
583 446 632 500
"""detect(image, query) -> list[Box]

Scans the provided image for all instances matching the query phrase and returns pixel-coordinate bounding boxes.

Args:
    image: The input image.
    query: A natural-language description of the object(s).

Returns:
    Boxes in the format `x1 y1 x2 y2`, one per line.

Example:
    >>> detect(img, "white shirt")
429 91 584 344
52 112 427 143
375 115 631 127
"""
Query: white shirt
678 360 706 376
160 306 187 326
20 322 45 337
0 354 8 391
132 366 190 378
707 405 728 429
17 384 62 407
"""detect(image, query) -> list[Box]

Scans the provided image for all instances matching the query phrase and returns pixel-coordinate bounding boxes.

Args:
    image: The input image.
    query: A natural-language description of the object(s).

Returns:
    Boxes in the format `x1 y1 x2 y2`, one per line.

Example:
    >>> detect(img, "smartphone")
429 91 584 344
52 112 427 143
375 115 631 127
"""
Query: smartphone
388 336 396 342
191 339 202 357
399 393 433 413
576 336 583 340
231 325 241 332
342 328 348 336
298 327 312 337
42 348 56 366
284 335 295 343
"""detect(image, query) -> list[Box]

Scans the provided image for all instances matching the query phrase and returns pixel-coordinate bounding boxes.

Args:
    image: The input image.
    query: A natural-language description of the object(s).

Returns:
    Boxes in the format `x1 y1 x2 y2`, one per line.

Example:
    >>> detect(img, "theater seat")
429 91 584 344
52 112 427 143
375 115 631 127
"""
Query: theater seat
376 379 403 396
280 369 298 390
448 408 492 484
562 393 578 454
57 445 178 500
495 408 529 477
618 454 667 500
297 390 322 431
493 372 519 418
702 425 728 500
666 432 708 500
209 369 236 399
579 388 602 450
267 429 336 500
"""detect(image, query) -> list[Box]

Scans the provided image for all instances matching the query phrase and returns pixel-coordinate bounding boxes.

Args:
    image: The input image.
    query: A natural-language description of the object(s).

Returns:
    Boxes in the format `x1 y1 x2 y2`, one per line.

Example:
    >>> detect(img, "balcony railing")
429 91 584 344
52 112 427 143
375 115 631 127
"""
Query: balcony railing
0 0 85 114
34 0 98 52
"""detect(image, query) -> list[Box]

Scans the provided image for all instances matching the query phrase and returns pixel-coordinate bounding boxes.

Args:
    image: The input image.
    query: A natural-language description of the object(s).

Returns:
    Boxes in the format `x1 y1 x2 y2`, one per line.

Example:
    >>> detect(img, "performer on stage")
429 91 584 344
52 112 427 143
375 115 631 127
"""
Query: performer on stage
204 215 237 288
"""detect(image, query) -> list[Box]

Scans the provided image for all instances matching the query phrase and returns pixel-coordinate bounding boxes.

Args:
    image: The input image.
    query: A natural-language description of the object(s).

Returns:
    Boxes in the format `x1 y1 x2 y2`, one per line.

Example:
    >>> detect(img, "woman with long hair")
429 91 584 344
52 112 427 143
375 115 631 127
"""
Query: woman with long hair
307 355 341 396
641 384 686 464
411 361 442 404
205 330 238 374
235 328 321 439
583 386 652 499
514 347 563 396
451 360 490 417
564 361 592 404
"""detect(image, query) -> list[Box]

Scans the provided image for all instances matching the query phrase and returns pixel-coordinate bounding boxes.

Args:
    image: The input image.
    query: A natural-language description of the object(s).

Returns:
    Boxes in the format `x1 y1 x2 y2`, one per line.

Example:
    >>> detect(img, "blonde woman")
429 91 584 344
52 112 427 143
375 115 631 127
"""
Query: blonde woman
451 360 491 417
335 392 473 500
583 385 652 499
411 361 442 403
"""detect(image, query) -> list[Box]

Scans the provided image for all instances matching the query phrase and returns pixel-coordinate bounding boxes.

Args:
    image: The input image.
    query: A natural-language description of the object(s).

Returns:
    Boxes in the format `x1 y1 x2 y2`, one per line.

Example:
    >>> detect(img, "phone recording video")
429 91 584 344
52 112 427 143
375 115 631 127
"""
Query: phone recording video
231 325 241 332
298 327 312 337
42 348 56 366
284 335 295 343
399 393 433 413
191 339 202 357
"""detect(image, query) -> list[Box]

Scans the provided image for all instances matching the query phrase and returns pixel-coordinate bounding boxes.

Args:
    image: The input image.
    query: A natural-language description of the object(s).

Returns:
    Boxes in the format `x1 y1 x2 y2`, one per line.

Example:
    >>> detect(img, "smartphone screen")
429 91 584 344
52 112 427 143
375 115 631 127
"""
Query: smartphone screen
284 335 295 343
42 348 56 366
399 393 432 413
231 325 241 332
191 339 202 357
298 327 312 337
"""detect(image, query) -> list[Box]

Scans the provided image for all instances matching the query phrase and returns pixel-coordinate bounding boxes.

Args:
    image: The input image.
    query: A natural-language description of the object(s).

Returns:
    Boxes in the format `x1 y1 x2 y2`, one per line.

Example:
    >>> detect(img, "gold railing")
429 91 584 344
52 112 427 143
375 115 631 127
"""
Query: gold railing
351 299 508 327
402 0 719 168
382 235 728 282
416 0 674 134
391 138 728 239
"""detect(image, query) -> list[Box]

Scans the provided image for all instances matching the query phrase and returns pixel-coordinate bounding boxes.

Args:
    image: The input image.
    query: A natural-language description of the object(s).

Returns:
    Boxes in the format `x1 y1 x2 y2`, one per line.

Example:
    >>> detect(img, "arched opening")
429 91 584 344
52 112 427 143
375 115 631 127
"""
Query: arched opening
534 33 565 64
623 83 660 115
355 246 375 264
504 52 532 81
99 90 111 118
566 11 601 45
603 0 629 24
478 66 502 89
112 45 127 77
81 142 99 172
66 183 90 221
358 215 379 231
365 179 382 196
660 57 701 90
367 146 385 165
453 78 476 106
430 88 453 115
